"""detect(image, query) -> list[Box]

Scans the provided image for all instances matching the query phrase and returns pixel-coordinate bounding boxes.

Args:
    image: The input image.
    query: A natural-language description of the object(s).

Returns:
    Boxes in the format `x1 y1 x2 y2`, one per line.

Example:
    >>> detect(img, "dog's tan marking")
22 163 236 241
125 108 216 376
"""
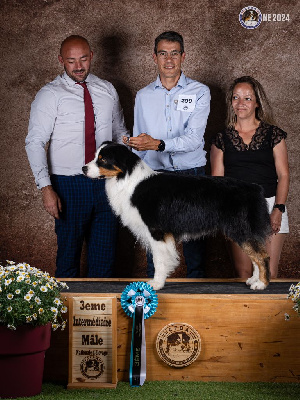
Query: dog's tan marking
163 233 175 243
241 242 270 285
99 165 123 178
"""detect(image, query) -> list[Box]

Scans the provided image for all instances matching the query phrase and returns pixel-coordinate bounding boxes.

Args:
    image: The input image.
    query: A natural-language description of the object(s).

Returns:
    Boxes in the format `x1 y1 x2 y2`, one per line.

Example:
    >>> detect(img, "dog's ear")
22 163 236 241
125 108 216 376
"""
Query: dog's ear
100 143 141 179
113 145 141 179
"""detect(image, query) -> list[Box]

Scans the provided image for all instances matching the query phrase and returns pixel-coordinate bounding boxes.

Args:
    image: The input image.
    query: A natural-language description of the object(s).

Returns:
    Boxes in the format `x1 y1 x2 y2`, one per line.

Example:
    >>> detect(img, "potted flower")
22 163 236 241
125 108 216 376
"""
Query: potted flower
285 282 300 321
0 260 68 398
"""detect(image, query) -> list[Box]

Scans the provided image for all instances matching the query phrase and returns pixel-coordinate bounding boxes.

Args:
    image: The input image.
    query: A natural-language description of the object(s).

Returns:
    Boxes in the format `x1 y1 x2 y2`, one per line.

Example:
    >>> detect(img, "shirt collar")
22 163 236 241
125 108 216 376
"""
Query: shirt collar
62 72 92 86
153 72 187 90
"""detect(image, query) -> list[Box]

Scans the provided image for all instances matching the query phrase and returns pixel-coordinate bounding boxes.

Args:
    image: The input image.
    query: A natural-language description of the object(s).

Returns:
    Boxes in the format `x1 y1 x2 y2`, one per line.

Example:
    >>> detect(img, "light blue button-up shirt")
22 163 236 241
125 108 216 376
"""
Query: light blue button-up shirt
133 73 210 171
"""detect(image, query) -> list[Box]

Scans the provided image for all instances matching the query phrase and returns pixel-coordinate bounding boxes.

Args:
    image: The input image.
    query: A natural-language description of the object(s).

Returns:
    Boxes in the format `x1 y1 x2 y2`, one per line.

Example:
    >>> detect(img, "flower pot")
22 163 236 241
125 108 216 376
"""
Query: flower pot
0 324 51 398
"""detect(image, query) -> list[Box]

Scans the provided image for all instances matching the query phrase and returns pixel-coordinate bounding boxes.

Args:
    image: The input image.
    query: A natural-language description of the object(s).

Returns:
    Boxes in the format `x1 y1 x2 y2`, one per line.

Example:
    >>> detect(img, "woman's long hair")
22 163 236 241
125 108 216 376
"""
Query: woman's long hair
226 76 275 127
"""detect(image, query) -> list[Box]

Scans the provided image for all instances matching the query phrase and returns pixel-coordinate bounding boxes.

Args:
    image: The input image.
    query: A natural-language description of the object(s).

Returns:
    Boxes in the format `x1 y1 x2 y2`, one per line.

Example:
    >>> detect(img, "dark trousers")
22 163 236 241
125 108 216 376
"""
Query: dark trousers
146 167 206 278
51 175 117 278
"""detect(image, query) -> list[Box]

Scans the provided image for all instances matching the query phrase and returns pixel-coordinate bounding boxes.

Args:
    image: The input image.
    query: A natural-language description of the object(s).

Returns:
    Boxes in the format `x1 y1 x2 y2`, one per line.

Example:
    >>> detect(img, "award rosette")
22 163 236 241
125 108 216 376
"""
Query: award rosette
121 282 158 387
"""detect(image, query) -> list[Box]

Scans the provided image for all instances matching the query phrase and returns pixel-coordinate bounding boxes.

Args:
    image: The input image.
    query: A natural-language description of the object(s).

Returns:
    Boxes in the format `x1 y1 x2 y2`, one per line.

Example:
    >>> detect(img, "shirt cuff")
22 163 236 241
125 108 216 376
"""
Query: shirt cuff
37 177 52 190
164 139 172 153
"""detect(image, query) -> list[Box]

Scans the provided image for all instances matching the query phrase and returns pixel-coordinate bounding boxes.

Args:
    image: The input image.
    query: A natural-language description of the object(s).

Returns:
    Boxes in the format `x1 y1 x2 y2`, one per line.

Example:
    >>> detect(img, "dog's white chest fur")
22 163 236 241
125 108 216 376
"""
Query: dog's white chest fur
105 160 155 249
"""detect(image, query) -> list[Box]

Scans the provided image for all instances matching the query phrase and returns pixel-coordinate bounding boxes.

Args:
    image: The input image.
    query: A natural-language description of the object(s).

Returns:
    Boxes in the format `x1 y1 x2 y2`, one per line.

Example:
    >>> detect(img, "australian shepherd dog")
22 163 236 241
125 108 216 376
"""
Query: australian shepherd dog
83 141 271 291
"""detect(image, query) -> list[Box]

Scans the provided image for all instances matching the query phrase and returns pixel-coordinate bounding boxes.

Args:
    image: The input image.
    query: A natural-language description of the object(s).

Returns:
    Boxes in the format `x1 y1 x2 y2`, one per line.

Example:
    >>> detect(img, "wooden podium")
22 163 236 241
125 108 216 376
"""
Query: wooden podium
44 278 300 383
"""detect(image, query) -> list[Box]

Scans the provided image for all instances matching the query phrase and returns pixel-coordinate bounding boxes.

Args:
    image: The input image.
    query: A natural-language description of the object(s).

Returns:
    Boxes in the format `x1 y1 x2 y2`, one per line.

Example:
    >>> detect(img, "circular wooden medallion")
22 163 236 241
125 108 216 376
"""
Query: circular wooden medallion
156 323 201 368
80 355 105 380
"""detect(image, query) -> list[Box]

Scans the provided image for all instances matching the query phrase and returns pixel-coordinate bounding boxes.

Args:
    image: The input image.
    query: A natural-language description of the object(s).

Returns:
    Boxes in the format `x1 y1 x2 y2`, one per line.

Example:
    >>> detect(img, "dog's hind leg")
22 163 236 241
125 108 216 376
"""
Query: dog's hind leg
246 262 259 287
240 242 270 290
147 234 179 290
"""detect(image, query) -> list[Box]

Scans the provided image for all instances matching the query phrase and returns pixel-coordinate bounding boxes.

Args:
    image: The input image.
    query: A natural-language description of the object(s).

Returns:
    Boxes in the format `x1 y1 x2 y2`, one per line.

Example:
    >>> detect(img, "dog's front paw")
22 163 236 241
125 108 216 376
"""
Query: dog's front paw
147 279 165 291
249 279 267 290
246 276 258 286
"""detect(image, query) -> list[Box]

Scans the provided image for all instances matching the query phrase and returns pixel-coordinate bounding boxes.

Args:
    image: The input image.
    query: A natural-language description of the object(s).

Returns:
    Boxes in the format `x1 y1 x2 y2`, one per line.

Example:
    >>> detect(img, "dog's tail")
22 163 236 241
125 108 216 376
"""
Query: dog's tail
227 184 272 248
248 189 272 245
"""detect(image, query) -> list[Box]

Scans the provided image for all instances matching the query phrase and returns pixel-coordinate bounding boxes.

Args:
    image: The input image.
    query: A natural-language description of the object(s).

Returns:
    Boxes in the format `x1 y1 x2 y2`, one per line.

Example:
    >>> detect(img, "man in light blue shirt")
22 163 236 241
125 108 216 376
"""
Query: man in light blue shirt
124 31 210 278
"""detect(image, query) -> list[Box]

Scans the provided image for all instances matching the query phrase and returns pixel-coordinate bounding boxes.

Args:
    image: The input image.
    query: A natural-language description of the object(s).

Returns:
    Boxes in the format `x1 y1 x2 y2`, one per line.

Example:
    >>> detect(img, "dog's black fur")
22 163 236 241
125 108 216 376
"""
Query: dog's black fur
131 172 270 249
83 141 271 290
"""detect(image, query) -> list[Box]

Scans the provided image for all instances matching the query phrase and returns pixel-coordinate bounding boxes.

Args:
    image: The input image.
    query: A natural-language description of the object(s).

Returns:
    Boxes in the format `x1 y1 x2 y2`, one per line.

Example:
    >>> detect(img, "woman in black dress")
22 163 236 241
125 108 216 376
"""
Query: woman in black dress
210 76 289 279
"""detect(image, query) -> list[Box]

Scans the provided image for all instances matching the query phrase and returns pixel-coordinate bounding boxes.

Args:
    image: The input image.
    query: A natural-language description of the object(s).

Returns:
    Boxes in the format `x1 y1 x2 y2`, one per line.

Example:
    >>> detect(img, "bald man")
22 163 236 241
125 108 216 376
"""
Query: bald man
26 35 128 278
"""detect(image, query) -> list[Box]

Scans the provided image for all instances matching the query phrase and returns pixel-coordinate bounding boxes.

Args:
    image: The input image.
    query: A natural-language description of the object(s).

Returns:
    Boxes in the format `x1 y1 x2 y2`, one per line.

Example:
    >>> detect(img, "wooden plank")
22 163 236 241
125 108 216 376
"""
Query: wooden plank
72 297 113 314
68 382 117 389
67 297 117 389
113 295 300 382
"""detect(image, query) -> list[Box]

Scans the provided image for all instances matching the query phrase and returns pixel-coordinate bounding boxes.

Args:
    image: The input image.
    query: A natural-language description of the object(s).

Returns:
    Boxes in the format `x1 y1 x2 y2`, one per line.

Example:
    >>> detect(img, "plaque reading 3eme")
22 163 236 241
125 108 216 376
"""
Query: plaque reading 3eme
68 297 117 389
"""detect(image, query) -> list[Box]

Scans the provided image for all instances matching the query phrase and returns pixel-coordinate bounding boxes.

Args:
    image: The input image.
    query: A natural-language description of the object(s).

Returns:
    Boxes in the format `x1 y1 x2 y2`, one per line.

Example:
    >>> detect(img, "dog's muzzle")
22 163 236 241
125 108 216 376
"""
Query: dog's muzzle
82 165 105 179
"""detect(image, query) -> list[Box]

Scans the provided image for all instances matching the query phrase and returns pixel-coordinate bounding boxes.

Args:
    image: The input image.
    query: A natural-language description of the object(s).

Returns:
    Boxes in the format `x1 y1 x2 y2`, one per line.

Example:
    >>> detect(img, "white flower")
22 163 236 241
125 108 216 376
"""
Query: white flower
24 294 32 301
0 260 68 331
61 306 68 314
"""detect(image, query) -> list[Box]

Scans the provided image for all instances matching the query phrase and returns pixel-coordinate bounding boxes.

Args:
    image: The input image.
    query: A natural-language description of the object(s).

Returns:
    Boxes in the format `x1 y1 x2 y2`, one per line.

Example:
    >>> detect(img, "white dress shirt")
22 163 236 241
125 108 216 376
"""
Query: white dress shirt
26 72 128 189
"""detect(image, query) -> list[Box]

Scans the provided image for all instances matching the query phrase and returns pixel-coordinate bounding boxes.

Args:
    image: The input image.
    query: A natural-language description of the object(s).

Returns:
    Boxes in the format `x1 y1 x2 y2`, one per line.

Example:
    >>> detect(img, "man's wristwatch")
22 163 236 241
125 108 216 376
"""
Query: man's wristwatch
156 140 165 152
273 204 285 213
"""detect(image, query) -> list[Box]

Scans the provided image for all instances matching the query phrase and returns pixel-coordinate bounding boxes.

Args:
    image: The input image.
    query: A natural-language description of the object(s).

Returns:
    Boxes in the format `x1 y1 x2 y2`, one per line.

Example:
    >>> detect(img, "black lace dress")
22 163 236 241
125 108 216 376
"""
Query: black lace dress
212 121 287 198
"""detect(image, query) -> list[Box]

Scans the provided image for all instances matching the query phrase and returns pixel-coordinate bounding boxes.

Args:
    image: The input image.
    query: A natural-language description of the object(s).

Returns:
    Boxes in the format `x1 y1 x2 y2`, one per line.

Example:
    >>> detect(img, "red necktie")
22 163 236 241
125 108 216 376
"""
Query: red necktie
77 82 96 163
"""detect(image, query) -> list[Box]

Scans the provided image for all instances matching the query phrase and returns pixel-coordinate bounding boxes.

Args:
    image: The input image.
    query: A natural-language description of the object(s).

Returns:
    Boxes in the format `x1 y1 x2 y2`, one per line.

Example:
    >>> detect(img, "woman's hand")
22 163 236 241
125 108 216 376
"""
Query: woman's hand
270 208 282 234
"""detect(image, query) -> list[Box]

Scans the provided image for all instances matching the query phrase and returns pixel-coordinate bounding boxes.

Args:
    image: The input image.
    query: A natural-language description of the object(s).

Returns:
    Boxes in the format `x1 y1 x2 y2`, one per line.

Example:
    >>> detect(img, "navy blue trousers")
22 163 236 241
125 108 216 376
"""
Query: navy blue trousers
51 175 117 278
146 167 206 279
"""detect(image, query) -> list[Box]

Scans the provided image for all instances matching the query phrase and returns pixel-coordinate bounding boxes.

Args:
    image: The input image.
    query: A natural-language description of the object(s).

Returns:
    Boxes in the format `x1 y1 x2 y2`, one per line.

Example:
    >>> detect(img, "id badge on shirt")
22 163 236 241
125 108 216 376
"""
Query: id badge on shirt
177 94 196 112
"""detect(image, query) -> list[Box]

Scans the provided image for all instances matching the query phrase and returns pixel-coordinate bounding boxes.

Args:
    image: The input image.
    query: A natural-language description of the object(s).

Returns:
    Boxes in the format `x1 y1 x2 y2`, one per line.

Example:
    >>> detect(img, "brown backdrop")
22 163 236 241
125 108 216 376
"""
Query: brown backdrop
0 0 299 279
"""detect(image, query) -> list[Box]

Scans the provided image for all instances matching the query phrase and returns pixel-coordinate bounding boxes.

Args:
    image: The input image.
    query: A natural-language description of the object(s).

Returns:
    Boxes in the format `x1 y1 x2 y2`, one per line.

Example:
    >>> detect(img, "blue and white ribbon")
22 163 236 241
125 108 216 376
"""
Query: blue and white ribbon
121 282 158 387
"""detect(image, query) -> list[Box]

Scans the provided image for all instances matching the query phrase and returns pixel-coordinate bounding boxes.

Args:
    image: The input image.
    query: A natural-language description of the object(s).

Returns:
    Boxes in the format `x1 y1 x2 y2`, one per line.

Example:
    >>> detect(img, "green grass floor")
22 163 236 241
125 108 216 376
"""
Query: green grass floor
8 381 300 400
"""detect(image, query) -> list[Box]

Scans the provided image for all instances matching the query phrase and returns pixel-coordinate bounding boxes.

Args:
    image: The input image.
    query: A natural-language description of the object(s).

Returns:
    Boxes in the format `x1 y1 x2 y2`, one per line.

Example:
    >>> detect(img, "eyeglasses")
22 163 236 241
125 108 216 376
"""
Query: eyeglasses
156 50 183 59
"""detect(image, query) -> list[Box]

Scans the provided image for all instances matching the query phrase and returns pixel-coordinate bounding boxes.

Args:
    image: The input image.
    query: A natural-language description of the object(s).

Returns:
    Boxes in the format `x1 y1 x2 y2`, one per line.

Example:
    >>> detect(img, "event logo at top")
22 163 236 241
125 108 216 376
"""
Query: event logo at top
239 6 262 29
239 6 291 29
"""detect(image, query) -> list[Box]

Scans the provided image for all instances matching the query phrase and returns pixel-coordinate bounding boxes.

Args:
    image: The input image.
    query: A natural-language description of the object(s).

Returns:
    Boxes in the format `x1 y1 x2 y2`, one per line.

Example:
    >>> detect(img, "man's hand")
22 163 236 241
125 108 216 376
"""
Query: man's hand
122 133 160 151
41 185 62 219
